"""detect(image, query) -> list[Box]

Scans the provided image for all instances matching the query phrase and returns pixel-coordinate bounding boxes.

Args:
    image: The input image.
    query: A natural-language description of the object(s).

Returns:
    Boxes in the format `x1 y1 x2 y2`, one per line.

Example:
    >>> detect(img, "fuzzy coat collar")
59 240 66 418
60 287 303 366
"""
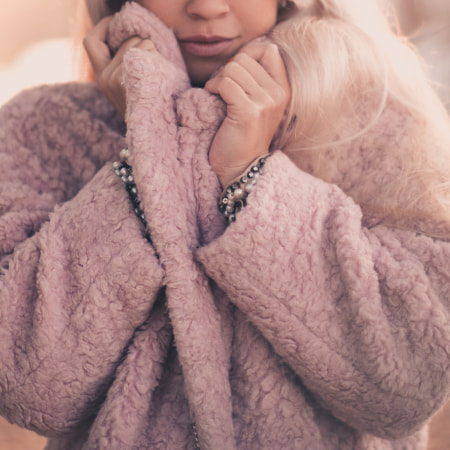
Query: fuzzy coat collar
108 3 236 447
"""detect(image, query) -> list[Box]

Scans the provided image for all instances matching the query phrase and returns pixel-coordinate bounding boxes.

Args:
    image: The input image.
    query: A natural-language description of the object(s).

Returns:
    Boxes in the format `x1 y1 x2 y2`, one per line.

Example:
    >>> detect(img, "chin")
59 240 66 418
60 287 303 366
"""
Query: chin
186 62 222 87
188 73 210 88
190 77 208 88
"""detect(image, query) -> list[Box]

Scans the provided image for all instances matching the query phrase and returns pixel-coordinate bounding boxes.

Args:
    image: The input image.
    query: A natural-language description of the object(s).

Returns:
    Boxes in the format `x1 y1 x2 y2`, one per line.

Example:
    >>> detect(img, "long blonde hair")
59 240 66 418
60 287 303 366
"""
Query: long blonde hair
272 0 450 236
78 0 450 235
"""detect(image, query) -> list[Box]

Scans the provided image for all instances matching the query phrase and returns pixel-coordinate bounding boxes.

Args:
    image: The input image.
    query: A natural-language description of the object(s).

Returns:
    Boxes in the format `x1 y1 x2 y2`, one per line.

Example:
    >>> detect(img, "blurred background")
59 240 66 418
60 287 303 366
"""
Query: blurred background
385 0 450 109
0 0 78 105
0 0 449 449
0 0 448 109
0 0 78 447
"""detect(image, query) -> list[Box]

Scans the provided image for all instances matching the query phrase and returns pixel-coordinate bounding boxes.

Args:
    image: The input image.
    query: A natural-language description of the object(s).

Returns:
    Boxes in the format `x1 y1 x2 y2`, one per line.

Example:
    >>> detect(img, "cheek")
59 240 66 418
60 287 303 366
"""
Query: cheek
133 0 177 28
242 1 279 36
415 0 450 18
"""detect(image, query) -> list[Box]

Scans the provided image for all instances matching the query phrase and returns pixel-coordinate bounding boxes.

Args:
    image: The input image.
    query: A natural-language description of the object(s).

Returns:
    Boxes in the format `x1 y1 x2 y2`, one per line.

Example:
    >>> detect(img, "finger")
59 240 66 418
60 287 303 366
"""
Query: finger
207 52 287 110
226 53 275 93
133 39 157 53
205 76 249 116
100 37 156 77
105 38 157 79
216 45 290 95
114 36 149 58
240 44 291 109
206 48 276 96
239 44 281 74
207 60 264 98
239 44 290 91
83 17 113 75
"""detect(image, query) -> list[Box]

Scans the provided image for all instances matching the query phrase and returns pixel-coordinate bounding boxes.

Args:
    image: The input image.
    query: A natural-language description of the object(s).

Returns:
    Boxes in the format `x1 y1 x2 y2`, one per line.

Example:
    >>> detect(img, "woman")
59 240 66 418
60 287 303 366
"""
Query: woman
1 0 450 448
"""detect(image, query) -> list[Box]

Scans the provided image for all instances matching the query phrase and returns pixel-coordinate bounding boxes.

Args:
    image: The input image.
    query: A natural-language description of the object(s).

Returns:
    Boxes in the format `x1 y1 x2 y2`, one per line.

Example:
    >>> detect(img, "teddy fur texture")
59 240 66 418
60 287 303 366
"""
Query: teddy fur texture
1 3 450 449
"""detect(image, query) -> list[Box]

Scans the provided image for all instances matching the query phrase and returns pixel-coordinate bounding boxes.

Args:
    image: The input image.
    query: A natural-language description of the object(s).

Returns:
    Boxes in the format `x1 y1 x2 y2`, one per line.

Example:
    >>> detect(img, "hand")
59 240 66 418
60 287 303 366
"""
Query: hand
83 17 157 118
205 43 291 188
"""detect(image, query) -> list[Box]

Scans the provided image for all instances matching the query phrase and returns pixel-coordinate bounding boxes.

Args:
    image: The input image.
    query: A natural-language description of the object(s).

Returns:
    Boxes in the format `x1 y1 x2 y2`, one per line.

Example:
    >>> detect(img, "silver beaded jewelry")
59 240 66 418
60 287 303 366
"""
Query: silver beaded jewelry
218 154 270 224
191 423 201 450
113 149 152 243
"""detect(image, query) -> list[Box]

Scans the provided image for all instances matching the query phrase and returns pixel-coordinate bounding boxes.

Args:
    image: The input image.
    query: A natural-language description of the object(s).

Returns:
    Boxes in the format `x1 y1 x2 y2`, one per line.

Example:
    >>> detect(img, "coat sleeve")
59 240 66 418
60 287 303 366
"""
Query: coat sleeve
0 86 164 435
196 150 450 440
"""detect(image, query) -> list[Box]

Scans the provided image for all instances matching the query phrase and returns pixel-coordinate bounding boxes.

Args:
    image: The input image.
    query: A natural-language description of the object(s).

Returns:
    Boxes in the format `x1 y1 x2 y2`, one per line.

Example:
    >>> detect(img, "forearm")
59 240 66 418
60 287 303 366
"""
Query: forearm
0 165 164 434
197 151 450 439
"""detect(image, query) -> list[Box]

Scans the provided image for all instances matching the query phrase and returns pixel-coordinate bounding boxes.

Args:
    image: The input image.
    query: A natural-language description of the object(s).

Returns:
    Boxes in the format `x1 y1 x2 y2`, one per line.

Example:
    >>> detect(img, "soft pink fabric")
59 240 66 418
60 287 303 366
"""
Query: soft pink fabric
0 3 449 449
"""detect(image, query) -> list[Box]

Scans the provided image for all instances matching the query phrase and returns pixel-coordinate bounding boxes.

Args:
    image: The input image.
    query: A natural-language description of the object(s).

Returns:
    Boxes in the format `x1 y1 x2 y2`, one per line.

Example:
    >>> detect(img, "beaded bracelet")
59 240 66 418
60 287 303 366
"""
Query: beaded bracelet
114 149 269 231
218 154 270 224
113 148 152 244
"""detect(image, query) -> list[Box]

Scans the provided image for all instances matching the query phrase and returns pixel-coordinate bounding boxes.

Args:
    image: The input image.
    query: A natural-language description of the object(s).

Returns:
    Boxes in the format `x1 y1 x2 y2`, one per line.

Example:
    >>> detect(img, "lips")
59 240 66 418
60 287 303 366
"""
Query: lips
178 35 235 57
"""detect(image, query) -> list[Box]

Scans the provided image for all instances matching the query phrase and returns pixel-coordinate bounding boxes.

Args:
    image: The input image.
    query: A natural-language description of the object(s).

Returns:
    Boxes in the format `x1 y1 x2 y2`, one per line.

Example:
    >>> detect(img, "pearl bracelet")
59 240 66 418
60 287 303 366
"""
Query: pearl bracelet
114 149 269 232
218 154 270 224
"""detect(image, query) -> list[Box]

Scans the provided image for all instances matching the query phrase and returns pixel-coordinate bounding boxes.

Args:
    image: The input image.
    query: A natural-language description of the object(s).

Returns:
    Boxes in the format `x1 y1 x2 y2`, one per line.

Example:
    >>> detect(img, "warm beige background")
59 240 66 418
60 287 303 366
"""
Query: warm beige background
0 0 79 105
0 1 449 449
0 0 76 63
389 0 450 108
0 2 74 447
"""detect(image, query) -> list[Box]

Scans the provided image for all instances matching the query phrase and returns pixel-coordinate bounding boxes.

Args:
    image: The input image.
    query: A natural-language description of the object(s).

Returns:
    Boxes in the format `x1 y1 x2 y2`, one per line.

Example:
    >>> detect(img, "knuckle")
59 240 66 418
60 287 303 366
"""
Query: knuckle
247 102 263 119
264 43 280 57
140 40 156 51
82 34 96 54
223 62 238 75
264 44 282 67
268 96 279 110
220 77 235 91
82 35 90 49
223 60 238 73
124 36 141 46
232 52 250 65
119 37 140 53
97 71 109 88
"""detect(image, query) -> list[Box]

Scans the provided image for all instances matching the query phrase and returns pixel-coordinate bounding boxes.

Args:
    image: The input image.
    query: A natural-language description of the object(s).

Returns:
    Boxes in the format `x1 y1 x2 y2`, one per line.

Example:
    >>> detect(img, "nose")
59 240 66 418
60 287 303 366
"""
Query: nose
186 0 230 20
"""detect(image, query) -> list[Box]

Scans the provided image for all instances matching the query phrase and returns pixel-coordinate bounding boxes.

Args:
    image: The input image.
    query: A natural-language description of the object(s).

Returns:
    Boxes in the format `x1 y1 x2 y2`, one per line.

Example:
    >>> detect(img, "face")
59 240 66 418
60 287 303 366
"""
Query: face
135 0 280 85
413 0 450 20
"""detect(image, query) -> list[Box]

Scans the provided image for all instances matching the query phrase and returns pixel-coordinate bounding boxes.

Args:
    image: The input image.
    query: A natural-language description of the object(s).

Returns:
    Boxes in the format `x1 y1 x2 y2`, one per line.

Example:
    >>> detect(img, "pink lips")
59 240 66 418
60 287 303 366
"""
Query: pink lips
178 35 235 57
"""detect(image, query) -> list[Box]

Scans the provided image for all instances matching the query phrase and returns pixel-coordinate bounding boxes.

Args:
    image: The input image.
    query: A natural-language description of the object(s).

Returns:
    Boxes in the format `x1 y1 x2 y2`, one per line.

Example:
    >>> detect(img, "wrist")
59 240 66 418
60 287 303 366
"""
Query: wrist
217 170 245 190
214 154 271 188
218 154 271 224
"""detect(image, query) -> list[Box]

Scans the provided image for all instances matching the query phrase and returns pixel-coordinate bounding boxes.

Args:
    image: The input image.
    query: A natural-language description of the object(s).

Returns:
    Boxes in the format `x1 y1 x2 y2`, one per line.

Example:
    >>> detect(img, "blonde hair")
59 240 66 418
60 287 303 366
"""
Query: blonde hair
78 0 450 236
272 0 450 236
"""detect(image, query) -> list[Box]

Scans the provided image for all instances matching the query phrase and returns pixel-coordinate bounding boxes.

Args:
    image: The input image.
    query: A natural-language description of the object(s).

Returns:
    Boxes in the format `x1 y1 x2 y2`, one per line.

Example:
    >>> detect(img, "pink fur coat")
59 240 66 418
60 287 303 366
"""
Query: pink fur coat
0 3 449 449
